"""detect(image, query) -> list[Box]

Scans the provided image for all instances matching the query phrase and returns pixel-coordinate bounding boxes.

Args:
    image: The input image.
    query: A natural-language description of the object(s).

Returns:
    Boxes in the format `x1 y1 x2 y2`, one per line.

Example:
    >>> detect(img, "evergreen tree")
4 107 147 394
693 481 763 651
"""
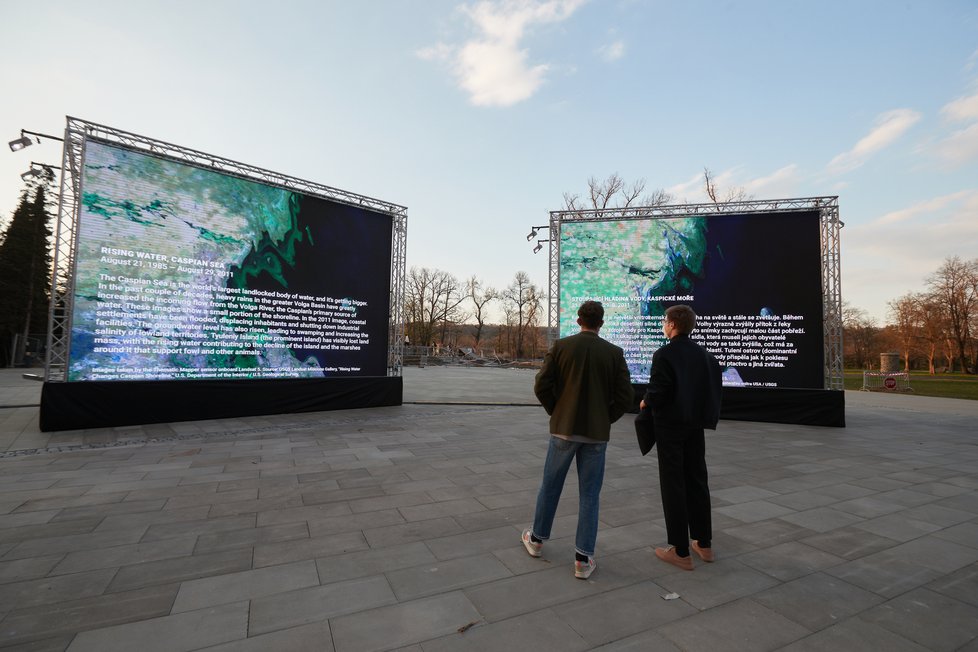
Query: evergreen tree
0 168 55 367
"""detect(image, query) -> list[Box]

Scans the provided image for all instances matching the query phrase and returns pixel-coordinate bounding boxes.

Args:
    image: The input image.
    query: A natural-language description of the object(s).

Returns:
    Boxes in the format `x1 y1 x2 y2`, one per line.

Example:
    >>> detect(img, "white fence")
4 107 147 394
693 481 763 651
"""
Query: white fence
862 371 913 392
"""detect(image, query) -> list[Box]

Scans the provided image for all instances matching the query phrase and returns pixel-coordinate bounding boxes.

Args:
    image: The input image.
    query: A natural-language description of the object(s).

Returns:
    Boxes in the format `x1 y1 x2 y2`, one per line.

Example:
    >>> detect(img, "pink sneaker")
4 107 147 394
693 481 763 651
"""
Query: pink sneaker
655 546 694 571
691 540 714 563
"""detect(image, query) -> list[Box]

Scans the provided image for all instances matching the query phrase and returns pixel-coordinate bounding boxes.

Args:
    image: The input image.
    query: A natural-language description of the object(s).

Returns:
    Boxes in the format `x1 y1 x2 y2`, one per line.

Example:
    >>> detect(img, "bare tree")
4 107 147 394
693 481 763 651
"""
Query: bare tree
563 173 672 212
842 302 881 369
403 267 467 348
703 167 751 210
502 271 542 358
888 292 926 371
467 276 498 348
926 256 978 373
919 293 949 374
968 258 978 374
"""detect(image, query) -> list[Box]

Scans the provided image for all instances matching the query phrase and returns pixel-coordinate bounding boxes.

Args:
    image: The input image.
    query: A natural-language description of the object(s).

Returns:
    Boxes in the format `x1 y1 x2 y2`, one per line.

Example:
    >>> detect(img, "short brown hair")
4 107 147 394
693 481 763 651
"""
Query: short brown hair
665 304 696 335
577 301 604 329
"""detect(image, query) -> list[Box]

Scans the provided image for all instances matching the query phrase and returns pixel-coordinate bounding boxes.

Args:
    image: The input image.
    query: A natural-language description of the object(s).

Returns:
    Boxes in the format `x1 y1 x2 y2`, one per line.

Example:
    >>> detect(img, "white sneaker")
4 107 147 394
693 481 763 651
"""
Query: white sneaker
521 529 542 557
574 557 596 579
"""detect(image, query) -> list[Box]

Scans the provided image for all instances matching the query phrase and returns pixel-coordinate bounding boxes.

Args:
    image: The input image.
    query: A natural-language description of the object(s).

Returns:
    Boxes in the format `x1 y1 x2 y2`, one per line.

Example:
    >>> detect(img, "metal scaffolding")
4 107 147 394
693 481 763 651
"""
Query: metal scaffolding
545 197 844 390
44 117 407 381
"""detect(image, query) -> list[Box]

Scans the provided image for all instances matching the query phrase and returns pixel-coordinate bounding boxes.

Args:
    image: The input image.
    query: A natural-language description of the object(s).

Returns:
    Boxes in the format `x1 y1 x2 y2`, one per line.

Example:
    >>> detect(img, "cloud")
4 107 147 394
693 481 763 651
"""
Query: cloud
416 43 454 62
419 0 587 107
668 166 800 203
967 47 978 73
826 108 922 174
597 39 625 62
842 191 978 318
456 39 550 106
707 167 744 192
941 90 978 122
845 191 978 275
664 172 705 202
932 88 978 166
668 164 805 204
845 212 978 278
934 121 978 166
744 164 799 197
872 190 976 226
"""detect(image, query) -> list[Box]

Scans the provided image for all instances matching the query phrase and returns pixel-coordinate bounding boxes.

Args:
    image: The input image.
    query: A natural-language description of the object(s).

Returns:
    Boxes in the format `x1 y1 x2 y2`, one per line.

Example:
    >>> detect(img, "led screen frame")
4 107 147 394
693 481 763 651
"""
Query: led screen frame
545 198 843 391
45 118 407 383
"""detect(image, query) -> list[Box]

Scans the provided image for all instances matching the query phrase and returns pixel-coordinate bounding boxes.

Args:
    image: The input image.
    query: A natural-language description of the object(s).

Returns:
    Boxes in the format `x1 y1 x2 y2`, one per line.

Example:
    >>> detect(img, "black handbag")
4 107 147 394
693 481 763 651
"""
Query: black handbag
634 407 655 456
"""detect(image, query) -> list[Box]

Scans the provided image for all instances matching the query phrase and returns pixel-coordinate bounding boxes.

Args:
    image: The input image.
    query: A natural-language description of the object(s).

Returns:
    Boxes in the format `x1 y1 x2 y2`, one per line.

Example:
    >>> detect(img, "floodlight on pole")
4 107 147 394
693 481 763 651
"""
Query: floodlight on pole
533 239 551 254
8 128 64 152
9 135 33 152
20 161 61 180
525 225 547 241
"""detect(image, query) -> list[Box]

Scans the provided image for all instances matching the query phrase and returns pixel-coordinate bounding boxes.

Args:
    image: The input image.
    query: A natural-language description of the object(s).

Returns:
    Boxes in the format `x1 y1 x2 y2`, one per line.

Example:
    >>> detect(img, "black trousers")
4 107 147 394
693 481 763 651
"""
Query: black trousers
655 427 712 547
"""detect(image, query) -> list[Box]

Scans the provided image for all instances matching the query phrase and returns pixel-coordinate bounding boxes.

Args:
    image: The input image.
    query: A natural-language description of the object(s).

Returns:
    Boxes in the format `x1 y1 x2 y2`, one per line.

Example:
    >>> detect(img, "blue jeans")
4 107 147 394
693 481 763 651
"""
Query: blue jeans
531 436 607 557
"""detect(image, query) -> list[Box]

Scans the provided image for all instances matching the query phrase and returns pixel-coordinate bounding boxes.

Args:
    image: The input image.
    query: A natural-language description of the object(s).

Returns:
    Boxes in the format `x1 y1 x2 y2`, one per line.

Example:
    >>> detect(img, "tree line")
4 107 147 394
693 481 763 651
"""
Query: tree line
402 268 546 359
845 256 978 373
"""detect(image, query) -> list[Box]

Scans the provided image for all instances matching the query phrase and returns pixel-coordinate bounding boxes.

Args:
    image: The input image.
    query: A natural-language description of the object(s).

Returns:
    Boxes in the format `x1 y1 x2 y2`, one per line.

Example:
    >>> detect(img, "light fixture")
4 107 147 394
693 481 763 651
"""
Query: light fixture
8 135 33 152
8 128 64 153
526 228 538 241
19 162 61 181
532 239 551 254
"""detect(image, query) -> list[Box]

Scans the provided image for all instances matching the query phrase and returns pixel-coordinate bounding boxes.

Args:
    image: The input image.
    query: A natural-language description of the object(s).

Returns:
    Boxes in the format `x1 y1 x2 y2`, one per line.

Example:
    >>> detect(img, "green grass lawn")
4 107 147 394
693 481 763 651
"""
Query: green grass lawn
844 370 978 400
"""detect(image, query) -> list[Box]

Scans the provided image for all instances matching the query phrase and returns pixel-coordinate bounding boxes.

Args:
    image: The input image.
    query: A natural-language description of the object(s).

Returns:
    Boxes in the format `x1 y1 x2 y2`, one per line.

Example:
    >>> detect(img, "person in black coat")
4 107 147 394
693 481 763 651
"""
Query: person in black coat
641 304 722 570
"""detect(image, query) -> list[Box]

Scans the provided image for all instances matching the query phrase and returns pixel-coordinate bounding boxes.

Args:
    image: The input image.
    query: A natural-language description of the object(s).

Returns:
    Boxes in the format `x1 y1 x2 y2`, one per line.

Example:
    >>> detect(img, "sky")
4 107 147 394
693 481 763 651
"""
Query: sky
1 0 977 326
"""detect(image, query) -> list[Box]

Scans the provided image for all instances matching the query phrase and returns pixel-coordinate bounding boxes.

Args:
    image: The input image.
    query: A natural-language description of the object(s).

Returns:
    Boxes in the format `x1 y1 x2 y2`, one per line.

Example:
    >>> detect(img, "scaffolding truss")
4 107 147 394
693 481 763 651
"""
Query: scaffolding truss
546 197 844 390
44 117 407 381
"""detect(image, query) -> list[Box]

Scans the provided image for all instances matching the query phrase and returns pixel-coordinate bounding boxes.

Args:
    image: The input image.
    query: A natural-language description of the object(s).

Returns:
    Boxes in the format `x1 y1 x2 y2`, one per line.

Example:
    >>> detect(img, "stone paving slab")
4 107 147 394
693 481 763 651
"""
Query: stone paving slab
752 571 885 631
197 621 333 652
422 608 590 652
0 367 975 649
106 549 254 594
657 597 812 651
0 584 180 647
171 559 320 613
555 580 698 646
329 591 483 652
780 619 932 652
66 601 250 652
248 575 396 636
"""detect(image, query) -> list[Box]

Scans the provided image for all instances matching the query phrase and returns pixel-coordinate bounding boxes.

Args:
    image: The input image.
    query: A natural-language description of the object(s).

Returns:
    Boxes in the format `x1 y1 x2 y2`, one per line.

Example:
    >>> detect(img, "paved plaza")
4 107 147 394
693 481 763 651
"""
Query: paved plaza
0 366 976 651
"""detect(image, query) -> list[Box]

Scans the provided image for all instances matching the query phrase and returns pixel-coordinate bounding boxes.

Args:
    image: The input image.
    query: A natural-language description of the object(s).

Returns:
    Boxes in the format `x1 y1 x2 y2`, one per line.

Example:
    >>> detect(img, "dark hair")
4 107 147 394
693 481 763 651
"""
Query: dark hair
577 300 604 329
665 304 696 335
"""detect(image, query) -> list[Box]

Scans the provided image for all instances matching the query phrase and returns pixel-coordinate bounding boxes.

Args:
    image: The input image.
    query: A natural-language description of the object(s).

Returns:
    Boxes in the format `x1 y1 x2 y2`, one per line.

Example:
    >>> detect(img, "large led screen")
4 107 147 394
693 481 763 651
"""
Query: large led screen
559 211 825 389
68 140 393 382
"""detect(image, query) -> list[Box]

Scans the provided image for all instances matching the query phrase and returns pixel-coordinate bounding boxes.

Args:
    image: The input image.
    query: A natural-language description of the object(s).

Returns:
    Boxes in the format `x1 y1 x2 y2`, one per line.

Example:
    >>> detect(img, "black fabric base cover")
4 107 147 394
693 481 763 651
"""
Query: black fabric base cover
720 387 845 427
630 385 845 428
40 376 403 432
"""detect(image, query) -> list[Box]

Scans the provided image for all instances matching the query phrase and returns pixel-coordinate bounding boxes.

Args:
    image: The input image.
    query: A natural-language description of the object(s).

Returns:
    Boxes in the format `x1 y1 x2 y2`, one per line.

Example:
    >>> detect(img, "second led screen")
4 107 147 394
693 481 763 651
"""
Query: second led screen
558 211 825 389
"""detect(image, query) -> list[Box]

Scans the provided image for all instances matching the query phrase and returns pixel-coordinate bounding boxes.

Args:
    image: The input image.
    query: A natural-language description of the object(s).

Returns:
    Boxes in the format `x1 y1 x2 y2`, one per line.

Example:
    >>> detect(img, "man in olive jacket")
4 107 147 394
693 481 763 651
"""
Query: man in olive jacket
522 300 634 579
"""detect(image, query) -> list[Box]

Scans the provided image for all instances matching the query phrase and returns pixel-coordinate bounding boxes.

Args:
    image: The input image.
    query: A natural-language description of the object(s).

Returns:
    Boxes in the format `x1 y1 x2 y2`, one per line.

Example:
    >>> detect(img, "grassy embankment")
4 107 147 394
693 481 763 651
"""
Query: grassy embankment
843 370 978 400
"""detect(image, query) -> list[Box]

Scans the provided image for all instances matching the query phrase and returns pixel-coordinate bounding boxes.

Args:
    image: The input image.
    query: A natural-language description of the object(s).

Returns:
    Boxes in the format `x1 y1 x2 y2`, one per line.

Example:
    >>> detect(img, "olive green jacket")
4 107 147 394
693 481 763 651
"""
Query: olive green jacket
534 330 634 441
